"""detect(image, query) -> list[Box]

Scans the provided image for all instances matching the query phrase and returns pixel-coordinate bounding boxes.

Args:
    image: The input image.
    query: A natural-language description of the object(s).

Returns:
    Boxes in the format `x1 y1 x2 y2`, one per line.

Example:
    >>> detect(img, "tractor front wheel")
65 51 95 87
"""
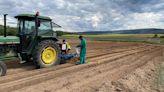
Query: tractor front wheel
33 40 61 68
0 62 7 76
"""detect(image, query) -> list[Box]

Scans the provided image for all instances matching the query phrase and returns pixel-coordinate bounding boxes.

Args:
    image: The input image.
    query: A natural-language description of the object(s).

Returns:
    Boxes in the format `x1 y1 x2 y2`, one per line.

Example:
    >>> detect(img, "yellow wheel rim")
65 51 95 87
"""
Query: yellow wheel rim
41 47 57 64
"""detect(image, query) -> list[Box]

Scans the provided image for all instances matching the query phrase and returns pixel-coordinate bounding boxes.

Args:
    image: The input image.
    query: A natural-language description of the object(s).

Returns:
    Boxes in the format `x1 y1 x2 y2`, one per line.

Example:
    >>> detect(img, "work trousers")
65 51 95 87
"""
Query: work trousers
80 55 86 64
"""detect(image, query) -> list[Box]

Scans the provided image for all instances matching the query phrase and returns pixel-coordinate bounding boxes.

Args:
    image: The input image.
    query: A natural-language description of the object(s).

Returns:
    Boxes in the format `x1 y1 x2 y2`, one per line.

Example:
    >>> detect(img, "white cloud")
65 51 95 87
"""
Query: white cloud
0 0 164 31
0 15 16 27
83 12 103 29
91 15 102 28
0 17 3 25
55 0 66 9
124 12 164 29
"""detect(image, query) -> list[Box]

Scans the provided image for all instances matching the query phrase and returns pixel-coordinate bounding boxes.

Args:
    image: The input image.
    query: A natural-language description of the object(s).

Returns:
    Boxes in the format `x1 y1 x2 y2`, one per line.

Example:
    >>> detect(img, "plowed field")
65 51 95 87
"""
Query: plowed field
0 40 163 92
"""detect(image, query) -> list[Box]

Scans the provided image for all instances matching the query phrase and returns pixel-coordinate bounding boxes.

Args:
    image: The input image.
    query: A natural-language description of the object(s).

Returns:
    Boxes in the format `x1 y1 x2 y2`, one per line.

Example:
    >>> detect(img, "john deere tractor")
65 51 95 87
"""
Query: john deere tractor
0 12 61 76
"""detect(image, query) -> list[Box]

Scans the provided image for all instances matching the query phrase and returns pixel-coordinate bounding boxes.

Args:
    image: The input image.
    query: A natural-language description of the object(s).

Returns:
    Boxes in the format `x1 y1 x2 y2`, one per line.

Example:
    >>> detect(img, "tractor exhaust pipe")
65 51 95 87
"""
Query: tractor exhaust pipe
4 14 8 37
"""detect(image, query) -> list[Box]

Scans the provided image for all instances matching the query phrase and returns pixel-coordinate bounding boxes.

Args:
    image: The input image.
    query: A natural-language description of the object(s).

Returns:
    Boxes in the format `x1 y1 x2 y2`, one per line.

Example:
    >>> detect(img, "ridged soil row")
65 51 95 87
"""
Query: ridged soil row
15 47 161 92
7 45 147 75
57 48 162 92
0 46 155 92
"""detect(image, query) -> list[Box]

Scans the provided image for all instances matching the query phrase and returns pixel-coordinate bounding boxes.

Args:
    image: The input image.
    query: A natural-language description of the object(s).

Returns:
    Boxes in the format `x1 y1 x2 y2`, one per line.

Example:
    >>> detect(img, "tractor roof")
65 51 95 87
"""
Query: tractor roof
15 14 51 20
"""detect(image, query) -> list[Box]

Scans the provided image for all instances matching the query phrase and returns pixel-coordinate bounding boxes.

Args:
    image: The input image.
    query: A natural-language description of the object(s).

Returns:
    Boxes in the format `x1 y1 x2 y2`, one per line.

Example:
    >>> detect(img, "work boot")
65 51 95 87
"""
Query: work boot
19 60 26 64
75 62 80 65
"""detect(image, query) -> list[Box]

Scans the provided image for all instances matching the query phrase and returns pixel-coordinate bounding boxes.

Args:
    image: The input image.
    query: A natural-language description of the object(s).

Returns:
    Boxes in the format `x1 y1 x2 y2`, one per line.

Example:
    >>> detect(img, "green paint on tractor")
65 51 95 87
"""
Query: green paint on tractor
0 36 19 44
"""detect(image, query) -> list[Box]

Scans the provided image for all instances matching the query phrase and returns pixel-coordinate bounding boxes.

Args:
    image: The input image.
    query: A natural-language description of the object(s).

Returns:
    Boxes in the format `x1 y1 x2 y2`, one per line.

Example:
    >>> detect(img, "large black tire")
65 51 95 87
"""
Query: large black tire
33 40 61 68
0 62 7 76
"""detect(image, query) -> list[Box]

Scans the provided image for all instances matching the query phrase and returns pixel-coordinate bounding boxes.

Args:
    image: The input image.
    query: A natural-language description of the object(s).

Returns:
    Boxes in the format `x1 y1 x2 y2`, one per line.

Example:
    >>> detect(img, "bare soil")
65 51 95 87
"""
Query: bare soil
0 40 163 92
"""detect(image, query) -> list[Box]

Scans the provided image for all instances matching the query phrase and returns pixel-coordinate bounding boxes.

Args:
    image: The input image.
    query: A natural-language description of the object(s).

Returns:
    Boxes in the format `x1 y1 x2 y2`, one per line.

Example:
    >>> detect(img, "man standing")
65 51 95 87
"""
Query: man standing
77 35 87 64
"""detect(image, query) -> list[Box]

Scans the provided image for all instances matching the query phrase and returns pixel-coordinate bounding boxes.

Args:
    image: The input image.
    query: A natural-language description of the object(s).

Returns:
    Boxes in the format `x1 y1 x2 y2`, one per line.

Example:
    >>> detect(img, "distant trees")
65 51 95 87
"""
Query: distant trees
56 30 76 36
0 25 17 36
0 25 74 36
56 31 65 36
153 34 158 38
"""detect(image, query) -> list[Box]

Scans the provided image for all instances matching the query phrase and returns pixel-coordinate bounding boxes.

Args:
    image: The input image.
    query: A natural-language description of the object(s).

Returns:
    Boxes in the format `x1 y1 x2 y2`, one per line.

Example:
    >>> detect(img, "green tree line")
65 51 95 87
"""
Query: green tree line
56 31 76 36
0 25 73 36
0 25 17 36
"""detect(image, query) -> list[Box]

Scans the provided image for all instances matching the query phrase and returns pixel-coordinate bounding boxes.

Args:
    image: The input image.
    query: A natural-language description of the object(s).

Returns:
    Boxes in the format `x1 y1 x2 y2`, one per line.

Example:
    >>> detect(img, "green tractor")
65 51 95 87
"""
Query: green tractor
0 12 61 76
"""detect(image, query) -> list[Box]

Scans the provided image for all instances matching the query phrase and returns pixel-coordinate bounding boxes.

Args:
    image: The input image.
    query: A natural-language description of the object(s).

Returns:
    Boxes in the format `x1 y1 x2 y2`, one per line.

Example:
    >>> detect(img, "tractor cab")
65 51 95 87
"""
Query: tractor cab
15 14 53 36
15 14 54 53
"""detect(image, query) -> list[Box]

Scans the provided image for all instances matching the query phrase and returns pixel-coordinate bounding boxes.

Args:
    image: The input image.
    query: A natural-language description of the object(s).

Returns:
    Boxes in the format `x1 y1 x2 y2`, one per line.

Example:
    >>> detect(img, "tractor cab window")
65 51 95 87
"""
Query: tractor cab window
18 20 23 34
38 20 52 36
24 20 35 34
18 19 35 35
18 19 52 36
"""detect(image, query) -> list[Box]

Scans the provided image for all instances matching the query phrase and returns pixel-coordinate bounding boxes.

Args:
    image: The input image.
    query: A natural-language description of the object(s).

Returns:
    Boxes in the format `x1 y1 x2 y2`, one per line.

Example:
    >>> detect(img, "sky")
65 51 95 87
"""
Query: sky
0 0 164 32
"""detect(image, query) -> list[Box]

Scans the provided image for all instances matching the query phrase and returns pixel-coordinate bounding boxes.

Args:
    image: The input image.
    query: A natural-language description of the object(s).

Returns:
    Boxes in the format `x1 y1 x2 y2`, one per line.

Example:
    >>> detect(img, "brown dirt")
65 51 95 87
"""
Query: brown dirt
0 40 163 92
97 52 164 92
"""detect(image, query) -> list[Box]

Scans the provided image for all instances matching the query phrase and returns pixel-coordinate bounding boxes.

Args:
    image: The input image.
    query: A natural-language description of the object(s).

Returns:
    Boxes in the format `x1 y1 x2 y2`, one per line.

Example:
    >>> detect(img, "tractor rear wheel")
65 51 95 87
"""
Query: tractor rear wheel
33 40 61 68
0 62 7 76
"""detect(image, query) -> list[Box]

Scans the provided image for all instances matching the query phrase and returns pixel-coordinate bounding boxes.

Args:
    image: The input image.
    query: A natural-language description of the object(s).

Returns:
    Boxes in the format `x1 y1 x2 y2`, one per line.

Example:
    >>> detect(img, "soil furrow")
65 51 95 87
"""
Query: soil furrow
6 46 145 75
86 46 146 58
0 47 151 92
1 46 149 84
0 63 74 84
15 47 158 92
55 48 161 92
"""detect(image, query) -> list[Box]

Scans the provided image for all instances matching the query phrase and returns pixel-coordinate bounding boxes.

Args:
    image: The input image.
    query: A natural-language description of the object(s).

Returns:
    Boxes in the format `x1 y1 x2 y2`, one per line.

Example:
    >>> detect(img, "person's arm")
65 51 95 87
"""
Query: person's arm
76 41 84 48
76 40 82 47
76 44 82 47
66 42 71 49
